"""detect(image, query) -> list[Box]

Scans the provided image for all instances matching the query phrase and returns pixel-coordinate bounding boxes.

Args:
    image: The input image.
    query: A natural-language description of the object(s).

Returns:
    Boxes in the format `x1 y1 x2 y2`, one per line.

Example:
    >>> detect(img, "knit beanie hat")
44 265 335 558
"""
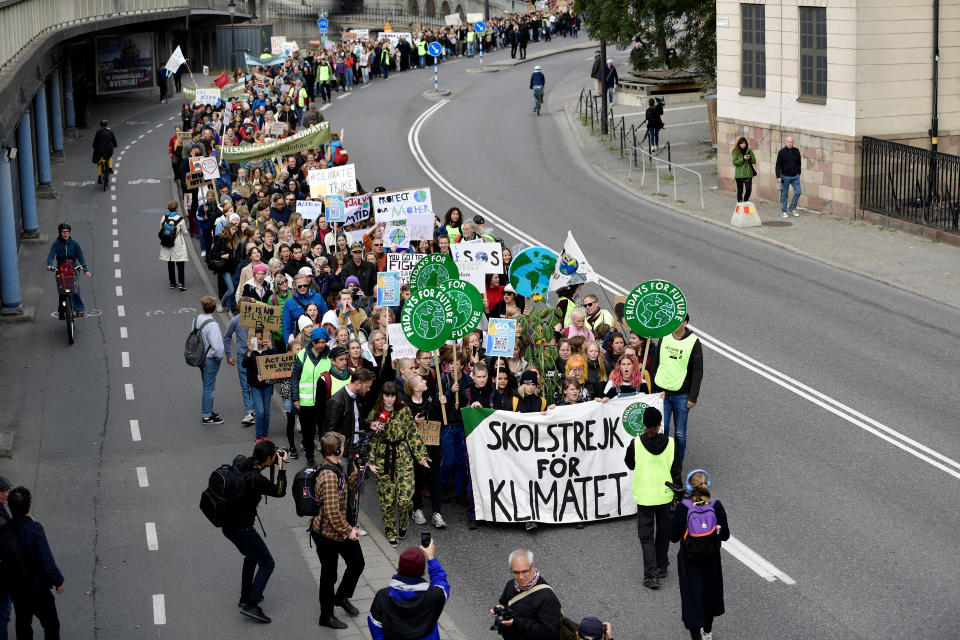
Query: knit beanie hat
397 547 426 577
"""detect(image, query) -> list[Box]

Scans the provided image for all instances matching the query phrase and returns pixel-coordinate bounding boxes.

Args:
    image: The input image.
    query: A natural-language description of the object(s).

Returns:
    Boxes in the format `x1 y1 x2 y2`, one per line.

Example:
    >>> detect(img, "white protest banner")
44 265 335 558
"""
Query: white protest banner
549 231 600 291
372 188 433 222
343 193 371 226
283 41 299 55
324 195 345 223
452 258 486 290
344 228 367 246
464 395 664 524
194 88 221 105
387 322 418 359
164 46 186 74
350 29 370 40
199 156 220 181
451 240 503 274
386 253 425 283
307 164 356 197
296 200 324 225
377 272 403 306
485 318 517 357
467 12 484 23
445 13 462 26
271 36 286 55
384 213 434 250
378 32 412 48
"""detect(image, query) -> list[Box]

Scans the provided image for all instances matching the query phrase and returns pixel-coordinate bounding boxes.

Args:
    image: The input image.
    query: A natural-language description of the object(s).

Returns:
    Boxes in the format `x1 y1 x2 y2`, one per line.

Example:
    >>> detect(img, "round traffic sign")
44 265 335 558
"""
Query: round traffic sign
427 42 443 57
623 279 688 338
317 18 329 32
474 21 486 33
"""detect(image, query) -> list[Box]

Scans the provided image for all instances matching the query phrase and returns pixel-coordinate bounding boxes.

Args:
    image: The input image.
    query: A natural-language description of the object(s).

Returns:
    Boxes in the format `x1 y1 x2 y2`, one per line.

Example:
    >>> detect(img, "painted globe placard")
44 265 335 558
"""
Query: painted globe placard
623 280 687 338
621 401 652 437
508 246 558 298
438 279 485 340
409 253 460 293
401 287 455 351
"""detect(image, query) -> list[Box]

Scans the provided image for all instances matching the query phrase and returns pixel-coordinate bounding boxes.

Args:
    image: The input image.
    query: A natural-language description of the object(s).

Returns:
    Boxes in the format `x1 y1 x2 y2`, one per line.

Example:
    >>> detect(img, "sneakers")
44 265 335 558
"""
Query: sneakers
791 209 799 217
701 631 713 640
287 447 299 460
412 509 426 525
357 528 368 536
97 176 102 184
178 283 187 291
642 576 660 589
202 415 224 425
76 310 83 318
239 604 271 623
431 512 447 529
468 519 478 530
169 282 177 289
241 412 256 425
388 538 399 547
658 565 669 579
216 304 224 313
398 527 407 539
781 211 789 218
318 614 348 629
525 521 538 532
200 250 206 258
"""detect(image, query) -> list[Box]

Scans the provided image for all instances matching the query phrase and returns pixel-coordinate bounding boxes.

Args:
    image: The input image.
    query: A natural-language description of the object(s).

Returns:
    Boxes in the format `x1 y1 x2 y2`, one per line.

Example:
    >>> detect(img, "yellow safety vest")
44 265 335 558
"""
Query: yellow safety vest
317 65 330 82
417 41 427 56
297 87 308 107
467 32 475 42
297 351 326 406
654 332 698 391
631 437 674 506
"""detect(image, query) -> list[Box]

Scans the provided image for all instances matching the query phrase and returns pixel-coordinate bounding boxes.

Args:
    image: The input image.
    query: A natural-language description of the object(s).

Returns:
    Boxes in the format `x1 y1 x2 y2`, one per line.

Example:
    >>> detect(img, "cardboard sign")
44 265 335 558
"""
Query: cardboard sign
350 28 369 40
445 13 462 26
419 420 441 446
343 193 371 226
378 32 412 48
176 131 191 146
239 301 283 332
256 352 296 379
185 170 205 190
386 253 425 283
384 213 434 249
377 272 402 306
296 199 324 225
387 322 417 359
613 295 628 331
467 12 484 23
271 36 286 55
307 164 356 197
372 188 433 222
324 194 345 223
199 156 220 180
193 88 221 105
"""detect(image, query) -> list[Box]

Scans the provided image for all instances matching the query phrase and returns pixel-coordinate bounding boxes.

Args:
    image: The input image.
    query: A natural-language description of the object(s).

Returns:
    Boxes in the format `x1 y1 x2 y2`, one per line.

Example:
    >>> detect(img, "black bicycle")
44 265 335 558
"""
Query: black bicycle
53 261 83 344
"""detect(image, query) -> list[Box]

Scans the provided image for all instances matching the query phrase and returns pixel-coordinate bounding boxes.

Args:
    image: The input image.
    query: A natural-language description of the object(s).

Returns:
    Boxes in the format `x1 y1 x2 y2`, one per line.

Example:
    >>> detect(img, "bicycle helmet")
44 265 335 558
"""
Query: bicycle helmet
57 222 71 232
99 119 109 127
534 65 541 71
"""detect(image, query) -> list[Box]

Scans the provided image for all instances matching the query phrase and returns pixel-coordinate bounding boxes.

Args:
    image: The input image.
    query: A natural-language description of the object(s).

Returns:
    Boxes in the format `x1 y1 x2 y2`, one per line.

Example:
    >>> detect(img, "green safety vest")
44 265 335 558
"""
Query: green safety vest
467 32 475 42
327 370 350 397
653 332 698 391
417 41 427 56
381 49 391 65
297 87 308 107
445 224 461 242
559 296 575 327
317 65 330 82
297 351 328 406
631 436 674 506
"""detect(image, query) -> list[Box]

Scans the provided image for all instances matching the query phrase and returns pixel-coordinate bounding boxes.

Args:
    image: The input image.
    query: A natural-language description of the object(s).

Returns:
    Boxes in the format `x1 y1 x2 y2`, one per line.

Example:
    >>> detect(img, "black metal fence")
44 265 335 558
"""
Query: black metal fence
861 136 960 231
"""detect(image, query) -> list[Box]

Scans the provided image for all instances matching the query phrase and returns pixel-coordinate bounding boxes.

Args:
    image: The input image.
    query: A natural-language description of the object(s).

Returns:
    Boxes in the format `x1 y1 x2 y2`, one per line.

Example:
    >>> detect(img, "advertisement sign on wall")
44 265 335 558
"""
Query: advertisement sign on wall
95 33 155 94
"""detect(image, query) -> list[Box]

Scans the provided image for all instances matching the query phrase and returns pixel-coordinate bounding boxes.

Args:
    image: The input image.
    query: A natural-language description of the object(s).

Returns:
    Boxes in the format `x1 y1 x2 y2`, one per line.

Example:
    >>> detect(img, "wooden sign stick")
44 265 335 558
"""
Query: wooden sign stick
434 351 447 424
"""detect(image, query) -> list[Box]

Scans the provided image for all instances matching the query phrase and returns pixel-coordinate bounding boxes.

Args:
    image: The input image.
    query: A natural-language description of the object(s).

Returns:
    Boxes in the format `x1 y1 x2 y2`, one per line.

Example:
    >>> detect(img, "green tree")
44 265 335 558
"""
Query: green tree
573 0 716 78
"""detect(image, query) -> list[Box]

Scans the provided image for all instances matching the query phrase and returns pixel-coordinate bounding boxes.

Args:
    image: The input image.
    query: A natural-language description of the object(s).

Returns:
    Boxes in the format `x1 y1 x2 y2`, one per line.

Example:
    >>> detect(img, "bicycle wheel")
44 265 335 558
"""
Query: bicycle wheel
103 169 109 191
64 297 75 345
536 96 542 116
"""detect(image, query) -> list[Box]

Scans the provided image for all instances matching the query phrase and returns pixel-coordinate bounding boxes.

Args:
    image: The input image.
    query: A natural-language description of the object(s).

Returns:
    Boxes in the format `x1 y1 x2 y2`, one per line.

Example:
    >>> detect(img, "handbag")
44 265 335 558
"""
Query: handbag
506 584 579 640
207 257 228 273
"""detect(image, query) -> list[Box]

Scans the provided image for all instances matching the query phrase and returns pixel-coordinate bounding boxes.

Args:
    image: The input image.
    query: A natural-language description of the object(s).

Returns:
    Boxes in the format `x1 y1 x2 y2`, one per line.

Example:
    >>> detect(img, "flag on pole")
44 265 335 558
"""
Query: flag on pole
214 71 230 89
164 46 186 74
549 231 599 291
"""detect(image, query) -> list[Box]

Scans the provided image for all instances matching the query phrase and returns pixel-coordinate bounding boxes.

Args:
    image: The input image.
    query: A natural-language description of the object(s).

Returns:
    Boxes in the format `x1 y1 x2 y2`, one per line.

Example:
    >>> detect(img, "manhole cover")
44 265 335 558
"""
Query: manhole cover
761 220 792 227
140 208 167 215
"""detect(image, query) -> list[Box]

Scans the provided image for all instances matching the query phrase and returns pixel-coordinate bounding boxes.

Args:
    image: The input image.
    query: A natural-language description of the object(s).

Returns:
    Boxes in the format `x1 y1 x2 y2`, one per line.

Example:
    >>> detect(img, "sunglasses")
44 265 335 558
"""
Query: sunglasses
296 284 309 289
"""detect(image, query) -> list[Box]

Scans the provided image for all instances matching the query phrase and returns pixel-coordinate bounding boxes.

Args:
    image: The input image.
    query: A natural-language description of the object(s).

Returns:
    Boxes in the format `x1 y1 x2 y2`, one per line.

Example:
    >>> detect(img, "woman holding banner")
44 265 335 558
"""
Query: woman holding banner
599 355 649 400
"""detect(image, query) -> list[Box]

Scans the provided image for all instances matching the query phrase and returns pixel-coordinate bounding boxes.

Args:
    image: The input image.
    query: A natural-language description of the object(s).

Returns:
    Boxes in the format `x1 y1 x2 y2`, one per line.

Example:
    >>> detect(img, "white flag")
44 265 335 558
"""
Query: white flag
549 231 599 291
164 46 185 74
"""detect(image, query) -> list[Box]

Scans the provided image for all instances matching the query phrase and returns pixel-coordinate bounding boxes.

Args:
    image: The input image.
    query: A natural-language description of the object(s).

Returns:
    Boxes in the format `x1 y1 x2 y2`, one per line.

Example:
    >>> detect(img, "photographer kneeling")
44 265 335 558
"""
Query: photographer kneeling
491 549 560 640
367 538 450 640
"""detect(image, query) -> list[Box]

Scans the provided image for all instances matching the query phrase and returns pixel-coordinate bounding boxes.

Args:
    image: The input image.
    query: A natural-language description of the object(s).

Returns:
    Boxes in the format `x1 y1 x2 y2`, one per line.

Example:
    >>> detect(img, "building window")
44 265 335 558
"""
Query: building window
740 4 766 96
799 6 827 103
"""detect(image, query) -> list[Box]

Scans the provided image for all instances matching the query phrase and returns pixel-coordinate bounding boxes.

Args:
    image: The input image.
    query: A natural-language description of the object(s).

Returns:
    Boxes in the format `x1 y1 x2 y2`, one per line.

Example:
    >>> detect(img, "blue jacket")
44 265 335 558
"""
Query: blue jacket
6 516 64 592
282 289 329 344
530 71 545 89
368 558 450 640
46 237 87 269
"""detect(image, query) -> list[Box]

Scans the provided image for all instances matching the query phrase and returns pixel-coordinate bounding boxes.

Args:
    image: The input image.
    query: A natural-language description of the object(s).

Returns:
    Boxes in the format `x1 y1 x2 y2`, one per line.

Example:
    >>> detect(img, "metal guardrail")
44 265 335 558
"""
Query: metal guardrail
629 146 705 211
861 136 960 232
268 1 446 28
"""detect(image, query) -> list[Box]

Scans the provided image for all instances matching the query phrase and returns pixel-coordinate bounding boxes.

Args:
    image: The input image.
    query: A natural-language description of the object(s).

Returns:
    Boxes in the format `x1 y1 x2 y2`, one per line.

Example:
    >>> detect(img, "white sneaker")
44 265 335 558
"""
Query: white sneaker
412 509 427 525
701 631 712 640
241 412 255 425
200 250 206 258
216 304 224 313
431 512 447 529
791 210 799 217
780 211 789 218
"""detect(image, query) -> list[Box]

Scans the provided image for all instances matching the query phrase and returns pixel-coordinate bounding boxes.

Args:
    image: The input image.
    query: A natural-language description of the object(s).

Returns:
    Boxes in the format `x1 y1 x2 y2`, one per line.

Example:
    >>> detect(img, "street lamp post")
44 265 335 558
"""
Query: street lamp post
228 0 236 70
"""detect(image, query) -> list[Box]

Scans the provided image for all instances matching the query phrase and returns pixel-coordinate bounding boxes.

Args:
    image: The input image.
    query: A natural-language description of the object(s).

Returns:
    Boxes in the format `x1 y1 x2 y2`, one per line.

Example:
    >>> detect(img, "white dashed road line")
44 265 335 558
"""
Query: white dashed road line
113 240 118 248
153 594 166 625
120 327 128 339
115 286 123 297
124 384 135 400
136 467 149 487
130 419 141 441
117 305 125 317
145 522 158 550
321 103 332 111
114 269 121 279
121 352 130 368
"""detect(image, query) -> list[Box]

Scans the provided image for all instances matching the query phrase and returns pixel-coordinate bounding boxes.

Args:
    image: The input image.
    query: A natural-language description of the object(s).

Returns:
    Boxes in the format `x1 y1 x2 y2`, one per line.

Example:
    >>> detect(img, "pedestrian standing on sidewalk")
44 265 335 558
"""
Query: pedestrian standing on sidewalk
590 51 602 95
731 137 757 203
645 97 665 152
224 298 258 427
605 59 619 106
775 135 802 217
159 200 188 291
197 296 225 425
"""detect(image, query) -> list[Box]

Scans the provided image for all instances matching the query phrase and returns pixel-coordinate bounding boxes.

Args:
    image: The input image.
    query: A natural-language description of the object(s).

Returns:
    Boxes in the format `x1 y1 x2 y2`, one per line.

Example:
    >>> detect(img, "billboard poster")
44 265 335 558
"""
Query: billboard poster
95 33 155 94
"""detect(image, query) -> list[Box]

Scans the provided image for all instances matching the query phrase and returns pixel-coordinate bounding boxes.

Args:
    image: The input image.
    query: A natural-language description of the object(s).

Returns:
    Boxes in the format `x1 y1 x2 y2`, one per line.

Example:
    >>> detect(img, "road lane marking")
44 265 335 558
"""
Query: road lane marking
130 419 140 441
121 352 130 367
113 240 118 248
724 537 796 584
113 254 119 262
117 305 125 317
112 218 117 225
153 594 165 624
111 194 116 201
321 103 332 110
337 93 351 100
136 467 148 487
116 286 123 297
112 206 117 213
120 326 128 339
145 522 158 550
112 228 117 235
114 269 121 279
124 384 134 400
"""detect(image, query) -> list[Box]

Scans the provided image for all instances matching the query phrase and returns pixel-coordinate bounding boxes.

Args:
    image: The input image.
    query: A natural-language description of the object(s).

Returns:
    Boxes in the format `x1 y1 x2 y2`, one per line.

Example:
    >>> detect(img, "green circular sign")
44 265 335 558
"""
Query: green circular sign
622 401 651 437
623 280 687 338
508 246 558 298
400 287 455 351
438 279 485 340
409 254 460 293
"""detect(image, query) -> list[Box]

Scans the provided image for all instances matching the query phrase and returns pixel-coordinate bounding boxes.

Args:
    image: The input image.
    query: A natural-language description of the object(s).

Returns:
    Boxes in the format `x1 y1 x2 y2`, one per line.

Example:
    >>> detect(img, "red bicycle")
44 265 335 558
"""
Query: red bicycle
54 261 81 344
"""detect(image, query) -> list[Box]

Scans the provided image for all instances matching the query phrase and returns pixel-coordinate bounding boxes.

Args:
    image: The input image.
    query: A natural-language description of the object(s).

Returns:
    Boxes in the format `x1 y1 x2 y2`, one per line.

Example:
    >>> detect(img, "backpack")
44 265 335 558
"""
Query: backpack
185 317 215 367
199 456 249 527
292 464 338 517
0 524 33 593
158 215 179 248
333 146 348 165
681 499 721 560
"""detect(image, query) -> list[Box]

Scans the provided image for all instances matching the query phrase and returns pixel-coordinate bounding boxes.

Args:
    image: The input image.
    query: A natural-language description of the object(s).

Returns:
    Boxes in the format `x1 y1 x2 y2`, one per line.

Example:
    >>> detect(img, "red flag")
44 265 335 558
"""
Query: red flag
214 72 229 89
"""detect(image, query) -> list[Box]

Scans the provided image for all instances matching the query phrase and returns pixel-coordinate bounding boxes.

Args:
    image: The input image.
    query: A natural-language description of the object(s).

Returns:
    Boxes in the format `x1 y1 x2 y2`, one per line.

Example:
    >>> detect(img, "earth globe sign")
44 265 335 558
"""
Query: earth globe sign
508 246 559 298
414 189 428 202
409 254 459 293
622 401 651 437
624 280 687 339
389 227 406 246
438 279 484 339
558 253 579 276
401 288 454 351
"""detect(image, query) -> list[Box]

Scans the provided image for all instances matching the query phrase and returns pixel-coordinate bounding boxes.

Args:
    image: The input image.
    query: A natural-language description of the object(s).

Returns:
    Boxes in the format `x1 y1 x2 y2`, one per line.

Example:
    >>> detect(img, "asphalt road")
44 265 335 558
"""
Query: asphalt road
1 39 957 640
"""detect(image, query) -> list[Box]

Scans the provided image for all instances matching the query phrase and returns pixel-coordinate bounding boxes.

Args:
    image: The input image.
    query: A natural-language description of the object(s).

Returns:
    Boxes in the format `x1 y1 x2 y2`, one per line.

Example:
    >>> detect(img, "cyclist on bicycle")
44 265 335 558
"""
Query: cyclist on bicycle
92 120 118 184
530 65 545 111
46 223 91 317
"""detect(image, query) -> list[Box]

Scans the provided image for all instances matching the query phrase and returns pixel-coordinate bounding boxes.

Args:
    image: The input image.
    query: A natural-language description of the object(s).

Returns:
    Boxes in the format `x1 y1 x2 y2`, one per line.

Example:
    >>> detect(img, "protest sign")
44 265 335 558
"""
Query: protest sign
296 200 324 225
408 254 459 293
377 272 403 306
463 395 663 524
378 32 412 48
438 280 484 340
612 295 628 331
387 323 418 360
245 52 287 67
193 88 221 105
256 353 296 379
239 301 283 333
508 246 558 298
324 194 345 223
467 12 484 23
451 241 503 274
386 253 425 284
445 13 462 26
221 81 246 99
220 122 331 163
384 213 434 249
401 288 455 351
349 28 370 40
549 231 599 291
372 188 433 221
419 420 441 446
485 318 517 357
624 280 687 338
344 228 367 247
199 156 220 181
343 193 371 226
271 36 286 54
185 170 205 190
307 164 356 197
268 121 286 137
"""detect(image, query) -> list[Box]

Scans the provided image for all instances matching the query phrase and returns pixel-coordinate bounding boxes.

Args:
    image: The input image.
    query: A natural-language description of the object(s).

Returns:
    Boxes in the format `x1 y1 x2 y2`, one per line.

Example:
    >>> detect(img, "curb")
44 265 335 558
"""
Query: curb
559 100 960 312
487 40 598 67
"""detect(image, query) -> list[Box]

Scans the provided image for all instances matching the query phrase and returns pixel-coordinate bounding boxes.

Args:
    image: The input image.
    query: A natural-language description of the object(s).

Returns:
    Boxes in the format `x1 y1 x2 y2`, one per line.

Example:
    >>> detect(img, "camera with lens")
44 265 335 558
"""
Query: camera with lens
355 430 372 466
274 447 287 462
490 605 515 631
655 95 665 105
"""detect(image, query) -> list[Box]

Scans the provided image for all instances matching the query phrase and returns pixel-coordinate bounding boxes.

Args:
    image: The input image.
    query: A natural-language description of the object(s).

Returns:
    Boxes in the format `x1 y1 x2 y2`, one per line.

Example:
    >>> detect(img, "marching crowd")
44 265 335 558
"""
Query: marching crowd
156 25 726 640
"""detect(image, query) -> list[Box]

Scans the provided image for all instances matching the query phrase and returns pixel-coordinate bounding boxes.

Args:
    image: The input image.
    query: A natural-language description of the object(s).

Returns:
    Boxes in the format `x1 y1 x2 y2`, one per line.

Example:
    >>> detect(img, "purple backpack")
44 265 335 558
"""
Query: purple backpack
681 499 720 560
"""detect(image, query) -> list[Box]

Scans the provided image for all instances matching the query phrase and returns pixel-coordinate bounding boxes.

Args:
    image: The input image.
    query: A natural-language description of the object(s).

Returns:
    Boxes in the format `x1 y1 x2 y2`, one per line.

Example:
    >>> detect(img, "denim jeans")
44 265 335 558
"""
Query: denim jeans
250 385 272 439
236 358 255 415
780 175 802 212
607 87 615 105
662 393 690 462
419 54 425 68
198 220 212 254
440 424 466 496
220 271 236 309
222 526 275 604
344 70 353 89
0 589 10 640
201 357 221 419
648 126 660 148
361 67 370 83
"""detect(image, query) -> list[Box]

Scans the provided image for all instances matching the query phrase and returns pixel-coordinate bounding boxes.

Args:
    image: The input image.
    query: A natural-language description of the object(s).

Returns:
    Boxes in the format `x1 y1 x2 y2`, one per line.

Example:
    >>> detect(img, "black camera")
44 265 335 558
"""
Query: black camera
655 95 665 105
355 431 372 466
490 605 515 631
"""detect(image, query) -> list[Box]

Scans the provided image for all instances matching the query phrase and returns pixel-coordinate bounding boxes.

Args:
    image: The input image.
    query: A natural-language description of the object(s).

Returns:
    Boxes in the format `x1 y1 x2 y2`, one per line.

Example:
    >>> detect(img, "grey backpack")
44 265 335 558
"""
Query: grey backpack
185 318 214 367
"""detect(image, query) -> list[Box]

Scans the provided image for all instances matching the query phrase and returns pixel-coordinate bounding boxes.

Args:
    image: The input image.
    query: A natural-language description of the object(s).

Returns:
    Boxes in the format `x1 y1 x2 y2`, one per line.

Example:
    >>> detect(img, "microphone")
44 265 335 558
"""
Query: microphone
378 411 390 423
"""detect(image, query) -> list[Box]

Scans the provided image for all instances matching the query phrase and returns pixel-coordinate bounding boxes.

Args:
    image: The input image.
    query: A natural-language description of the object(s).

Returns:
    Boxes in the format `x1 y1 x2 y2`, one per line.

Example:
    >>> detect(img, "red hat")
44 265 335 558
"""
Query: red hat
397 547 426 577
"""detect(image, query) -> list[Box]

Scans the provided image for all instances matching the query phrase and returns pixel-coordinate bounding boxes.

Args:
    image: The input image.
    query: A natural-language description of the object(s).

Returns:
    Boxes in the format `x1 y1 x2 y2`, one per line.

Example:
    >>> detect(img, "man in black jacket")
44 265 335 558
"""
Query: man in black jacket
590 50 603 96
491 549 561 640
325 366 376 457
221 440 288 623
775 135 803 217
341 241 378 295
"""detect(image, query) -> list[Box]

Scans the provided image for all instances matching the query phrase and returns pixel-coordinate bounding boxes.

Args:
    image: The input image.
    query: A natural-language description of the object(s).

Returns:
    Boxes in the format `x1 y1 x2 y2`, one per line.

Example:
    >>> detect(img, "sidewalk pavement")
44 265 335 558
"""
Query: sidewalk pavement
487 39 598 67
562 97 960 310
